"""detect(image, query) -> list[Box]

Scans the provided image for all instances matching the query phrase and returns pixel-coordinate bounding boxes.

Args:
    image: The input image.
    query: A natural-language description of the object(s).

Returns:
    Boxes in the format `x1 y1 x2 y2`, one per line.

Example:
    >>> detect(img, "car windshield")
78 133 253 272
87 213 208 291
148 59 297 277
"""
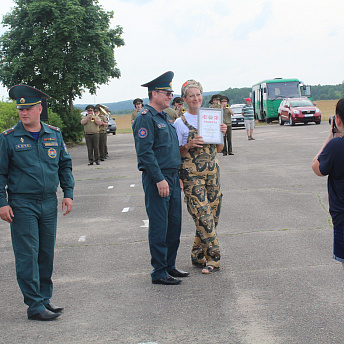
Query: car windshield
267 82 300 100
290 99 313 107
231 107 243 115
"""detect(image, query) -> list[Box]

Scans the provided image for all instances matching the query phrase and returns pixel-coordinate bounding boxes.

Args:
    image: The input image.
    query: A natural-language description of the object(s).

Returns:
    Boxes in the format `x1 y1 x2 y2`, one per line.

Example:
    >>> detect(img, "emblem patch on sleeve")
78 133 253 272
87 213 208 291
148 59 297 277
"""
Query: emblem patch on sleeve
138 128 148 138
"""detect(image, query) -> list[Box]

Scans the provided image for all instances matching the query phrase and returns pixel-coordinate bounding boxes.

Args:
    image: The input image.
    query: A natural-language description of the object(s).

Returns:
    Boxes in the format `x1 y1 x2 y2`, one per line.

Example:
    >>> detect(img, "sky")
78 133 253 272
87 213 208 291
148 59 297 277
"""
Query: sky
0 0 343 104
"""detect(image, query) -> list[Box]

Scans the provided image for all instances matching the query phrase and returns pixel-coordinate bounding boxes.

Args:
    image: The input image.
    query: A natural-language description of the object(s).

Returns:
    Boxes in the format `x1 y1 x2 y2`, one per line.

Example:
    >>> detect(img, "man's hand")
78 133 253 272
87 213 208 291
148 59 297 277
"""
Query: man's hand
62 198 73 215
179 179 184 192
0 205 14 223
156 180 170 197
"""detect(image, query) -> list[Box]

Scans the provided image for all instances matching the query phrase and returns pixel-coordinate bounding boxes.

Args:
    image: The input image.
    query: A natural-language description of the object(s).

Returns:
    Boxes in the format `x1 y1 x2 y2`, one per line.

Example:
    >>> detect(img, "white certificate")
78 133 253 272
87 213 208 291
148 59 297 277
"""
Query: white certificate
197 107 223 144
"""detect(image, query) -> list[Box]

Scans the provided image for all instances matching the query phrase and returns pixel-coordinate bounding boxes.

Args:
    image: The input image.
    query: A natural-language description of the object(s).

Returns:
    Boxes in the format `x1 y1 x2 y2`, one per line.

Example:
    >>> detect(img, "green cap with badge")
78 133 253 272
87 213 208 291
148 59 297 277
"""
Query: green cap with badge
9 84 50 109
141 71 174 92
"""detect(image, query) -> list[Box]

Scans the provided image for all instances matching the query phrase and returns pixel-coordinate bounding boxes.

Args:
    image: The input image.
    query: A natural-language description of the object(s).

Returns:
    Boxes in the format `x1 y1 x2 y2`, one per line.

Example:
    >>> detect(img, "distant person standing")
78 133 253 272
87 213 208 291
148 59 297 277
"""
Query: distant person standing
209 94 221 108
221 95 234 155
163 102 178 123
172 97 185 117
95 105 108 161
0 84 74 321
81 105 102 165
132 71 189 285
242 97 255 140
131 98 143 124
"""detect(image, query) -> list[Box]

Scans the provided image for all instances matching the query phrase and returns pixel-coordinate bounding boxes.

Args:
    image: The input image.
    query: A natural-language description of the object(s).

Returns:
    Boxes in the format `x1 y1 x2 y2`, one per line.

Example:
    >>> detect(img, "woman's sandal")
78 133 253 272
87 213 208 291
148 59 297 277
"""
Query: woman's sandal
202 266 219 274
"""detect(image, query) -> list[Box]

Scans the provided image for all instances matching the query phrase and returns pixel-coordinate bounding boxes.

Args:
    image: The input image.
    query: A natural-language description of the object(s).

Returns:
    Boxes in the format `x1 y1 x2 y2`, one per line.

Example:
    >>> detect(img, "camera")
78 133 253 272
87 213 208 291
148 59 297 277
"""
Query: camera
329 115 338 134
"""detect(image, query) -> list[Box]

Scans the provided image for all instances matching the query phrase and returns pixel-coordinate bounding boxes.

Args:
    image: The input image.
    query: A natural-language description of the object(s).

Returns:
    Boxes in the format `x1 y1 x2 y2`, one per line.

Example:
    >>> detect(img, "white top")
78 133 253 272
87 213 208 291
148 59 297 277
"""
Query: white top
174 112 198 146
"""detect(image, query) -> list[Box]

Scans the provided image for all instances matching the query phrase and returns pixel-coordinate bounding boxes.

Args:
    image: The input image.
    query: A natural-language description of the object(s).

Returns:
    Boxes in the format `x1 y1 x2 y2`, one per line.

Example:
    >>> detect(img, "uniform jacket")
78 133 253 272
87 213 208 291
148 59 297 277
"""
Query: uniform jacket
0 121 74 207
132 105 182 184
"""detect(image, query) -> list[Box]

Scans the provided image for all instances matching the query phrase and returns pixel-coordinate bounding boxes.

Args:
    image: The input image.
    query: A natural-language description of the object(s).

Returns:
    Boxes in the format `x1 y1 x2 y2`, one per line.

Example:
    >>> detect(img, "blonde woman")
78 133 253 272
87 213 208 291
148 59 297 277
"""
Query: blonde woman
174 80 227 274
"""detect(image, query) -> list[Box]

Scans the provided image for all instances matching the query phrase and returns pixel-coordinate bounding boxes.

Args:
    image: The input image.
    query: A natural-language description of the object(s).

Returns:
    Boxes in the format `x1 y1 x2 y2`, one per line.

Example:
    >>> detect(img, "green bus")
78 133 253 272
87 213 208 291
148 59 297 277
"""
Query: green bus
252 78 312 123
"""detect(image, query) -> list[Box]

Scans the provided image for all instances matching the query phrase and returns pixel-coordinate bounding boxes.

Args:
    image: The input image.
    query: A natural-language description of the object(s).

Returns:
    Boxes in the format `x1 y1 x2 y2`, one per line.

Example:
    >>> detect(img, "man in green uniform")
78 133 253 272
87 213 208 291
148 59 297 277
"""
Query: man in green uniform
0 85 74 321
95 105 108 161
221 95 234 155
172 97 185 117
81 105 102 165
209 94 222 108
132 71 189 285
131 98 143 124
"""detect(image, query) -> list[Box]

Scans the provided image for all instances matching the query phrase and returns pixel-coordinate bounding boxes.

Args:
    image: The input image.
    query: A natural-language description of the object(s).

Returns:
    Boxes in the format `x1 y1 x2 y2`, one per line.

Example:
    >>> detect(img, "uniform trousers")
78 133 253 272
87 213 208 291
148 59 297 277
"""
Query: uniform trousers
183 168 222 268
85 133 100 163
222 125 232 154
99 132 107 160
142 171 182 281
9 196 58 317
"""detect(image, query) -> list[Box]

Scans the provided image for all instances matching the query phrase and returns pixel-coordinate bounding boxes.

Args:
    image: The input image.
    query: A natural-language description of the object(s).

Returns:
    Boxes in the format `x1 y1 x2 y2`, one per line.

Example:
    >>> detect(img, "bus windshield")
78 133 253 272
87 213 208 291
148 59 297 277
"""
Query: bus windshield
266 82 299 100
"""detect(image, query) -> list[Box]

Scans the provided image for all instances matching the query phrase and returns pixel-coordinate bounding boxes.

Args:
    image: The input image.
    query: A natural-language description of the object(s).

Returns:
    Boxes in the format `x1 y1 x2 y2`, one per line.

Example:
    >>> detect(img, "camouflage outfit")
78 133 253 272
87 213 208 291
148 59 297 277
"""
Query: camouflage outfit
179 115 222 268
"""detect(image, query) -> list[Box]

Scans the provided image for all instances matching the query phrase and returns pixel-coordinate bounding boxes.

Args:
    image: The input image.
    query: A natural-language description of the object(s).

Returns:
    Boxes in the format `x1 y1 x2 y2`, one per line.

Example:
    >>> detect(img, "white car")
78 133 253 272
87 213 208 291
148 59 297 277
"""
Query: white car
230 104 245 127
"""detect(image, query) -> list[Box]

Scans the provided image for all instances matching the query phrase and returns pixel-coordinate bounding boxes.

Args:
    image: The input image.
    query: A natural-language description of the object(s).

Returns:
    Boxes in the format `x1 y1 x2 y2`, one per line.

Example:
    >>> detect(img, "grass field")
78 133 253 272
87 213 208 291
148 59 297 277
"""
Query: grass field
114 99 339 133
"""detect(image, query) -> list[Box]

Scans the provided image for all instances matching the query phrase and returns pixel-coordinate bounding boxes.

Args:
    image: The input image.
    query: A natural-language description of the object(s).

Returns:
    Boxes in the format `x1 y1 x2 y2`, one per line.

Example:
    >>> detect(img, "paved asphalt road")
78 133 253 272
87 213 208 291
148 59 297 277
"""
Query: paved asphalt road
1 122 344 344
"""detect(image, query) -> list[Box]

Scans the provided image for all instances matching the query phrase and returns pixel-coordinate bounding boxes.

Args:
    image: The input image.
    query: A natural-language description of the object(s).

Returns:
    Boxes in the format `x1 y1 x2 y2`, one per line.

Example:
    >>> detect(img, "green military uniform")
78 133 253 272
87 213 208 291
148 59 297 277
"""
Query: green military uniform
0 117 74 317
131 108 140 122
179 115 222 269
83 115 101 164
222 100 233 155
132 72 183 283
99 113 108 160
163 107 178 123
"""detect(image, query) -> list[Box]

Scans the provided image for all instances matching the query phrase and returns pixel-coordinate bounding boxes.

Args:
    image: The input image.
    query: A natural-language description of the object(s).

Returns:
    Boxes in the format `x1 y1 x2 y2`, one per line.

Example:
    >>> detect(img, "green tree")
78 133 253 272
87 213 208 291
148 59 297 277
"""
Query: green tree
0 0 124 142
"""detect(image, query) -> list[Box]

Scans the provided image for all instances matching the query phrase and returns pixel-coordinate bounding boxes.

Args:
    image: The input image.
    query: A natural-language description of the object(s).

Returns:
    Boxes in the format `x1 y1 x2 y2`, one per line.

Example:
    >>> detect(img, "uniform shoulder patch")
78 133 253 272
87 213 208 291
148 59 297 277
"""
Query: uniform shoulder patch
2 127 15 135
46 124 60 131
141 108 149 115
138 127 148 138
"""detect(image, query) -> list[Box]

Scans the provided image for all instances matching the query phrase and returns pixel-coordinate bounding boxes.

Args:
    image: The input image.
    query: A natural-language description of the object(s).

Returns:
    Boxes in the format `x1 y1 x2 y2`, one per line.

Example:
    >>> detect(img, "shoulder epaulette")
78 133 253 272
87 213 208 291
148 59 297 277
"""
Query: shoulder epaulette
141 108 149 115
46 124 60 131
2 127 15 135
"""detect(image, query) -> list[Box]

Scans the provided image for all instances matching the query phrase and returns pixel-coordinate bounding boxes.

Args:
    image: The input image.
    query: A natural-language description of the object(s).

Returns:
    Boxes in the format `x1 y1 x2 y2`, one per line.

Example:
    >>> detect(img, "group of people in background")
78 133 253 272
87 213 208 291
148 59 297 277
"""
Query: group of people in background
81 104 110 165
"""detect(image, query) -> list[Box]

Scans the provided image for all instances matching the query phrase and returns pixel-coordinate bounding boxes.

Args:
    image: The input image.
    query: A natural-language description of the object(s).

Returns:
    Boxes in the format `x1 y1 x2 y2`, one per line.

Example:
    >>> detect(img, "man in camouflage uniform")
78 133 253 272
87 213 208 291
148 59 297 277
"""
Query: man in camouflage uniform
172 97 185 117
95 105 108 161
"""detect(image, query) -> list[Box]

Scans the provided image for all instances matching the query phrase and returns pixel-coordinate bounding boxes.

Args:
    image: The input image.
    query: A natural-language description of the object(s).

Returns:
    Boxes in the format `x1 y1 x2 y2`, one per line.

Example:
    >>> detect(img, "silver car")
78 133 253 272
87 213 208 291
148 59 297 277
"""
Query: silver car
230 104 245 127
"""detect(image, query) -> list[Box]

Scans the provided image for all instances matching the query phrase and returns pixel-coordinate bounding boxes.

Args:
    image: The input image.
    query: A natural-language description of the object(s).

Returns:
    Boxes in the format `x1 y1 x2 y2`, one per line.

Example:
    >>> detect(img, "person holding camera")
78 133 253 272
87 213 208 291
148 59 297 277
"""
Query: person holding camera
312 98 344 269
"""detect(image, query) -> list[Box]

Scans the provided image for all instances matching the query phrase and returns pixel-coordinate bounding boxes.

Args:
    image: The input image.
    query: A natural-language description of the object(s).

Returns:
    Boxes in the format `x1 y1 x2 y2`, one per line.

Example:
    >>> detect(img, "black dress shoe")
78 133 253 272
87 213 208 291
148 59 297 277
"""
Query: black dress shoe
88 162 93 166
45 303 64 313
152 275 182 285
95 161 100 165
168 268 190 278
228 153 234 155
100 159 105 161
222 152 227 156
28 309 61 321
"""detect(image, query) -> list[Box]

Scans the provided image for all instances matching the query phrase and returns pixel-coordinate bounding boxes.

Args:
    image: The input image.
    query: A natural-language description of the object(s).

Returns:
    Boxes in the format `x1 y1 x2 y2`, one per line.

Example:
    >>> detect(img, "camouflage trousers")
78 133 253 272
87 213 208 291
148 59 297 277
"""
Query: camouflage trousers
182 168 222 268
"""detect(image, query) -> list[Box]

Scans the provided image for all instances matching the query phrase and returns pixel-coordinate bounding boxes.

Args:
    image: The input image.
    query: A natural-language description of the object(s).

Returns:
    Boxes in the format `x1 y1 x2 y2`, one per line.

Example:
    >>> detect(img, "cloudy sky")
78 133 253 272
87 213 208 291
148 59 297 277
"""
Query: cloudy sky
0 0 343 104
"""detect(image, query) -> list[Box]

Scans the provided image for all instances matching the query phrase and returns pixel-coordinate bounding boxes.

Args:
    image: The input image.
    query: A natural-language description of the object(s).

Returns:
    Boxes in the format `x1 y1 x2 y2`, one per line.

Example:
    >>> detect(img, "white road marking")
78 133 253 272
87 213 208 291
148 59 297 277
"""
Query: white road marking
78 236 86 242
122 207 130 213
108 185 114 189
140 220 149 228
130 184 135 187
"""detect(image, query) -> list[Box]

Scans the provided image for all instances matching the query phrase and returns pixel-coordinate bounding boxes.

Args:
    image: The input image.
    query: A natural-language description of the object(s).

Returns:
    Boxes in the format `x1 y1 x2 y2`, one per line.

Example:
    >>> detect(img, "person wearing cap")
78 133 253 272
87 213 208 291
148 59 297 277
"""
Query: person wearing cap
163 101 178 123
172 97 186 117
174 80 227 274
81 105 102 165
242 98 255 140
221 95 234 156
209 94 222 109
95 105 109 161
131 98 143 124
132 71 189 285
0 85 74 321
